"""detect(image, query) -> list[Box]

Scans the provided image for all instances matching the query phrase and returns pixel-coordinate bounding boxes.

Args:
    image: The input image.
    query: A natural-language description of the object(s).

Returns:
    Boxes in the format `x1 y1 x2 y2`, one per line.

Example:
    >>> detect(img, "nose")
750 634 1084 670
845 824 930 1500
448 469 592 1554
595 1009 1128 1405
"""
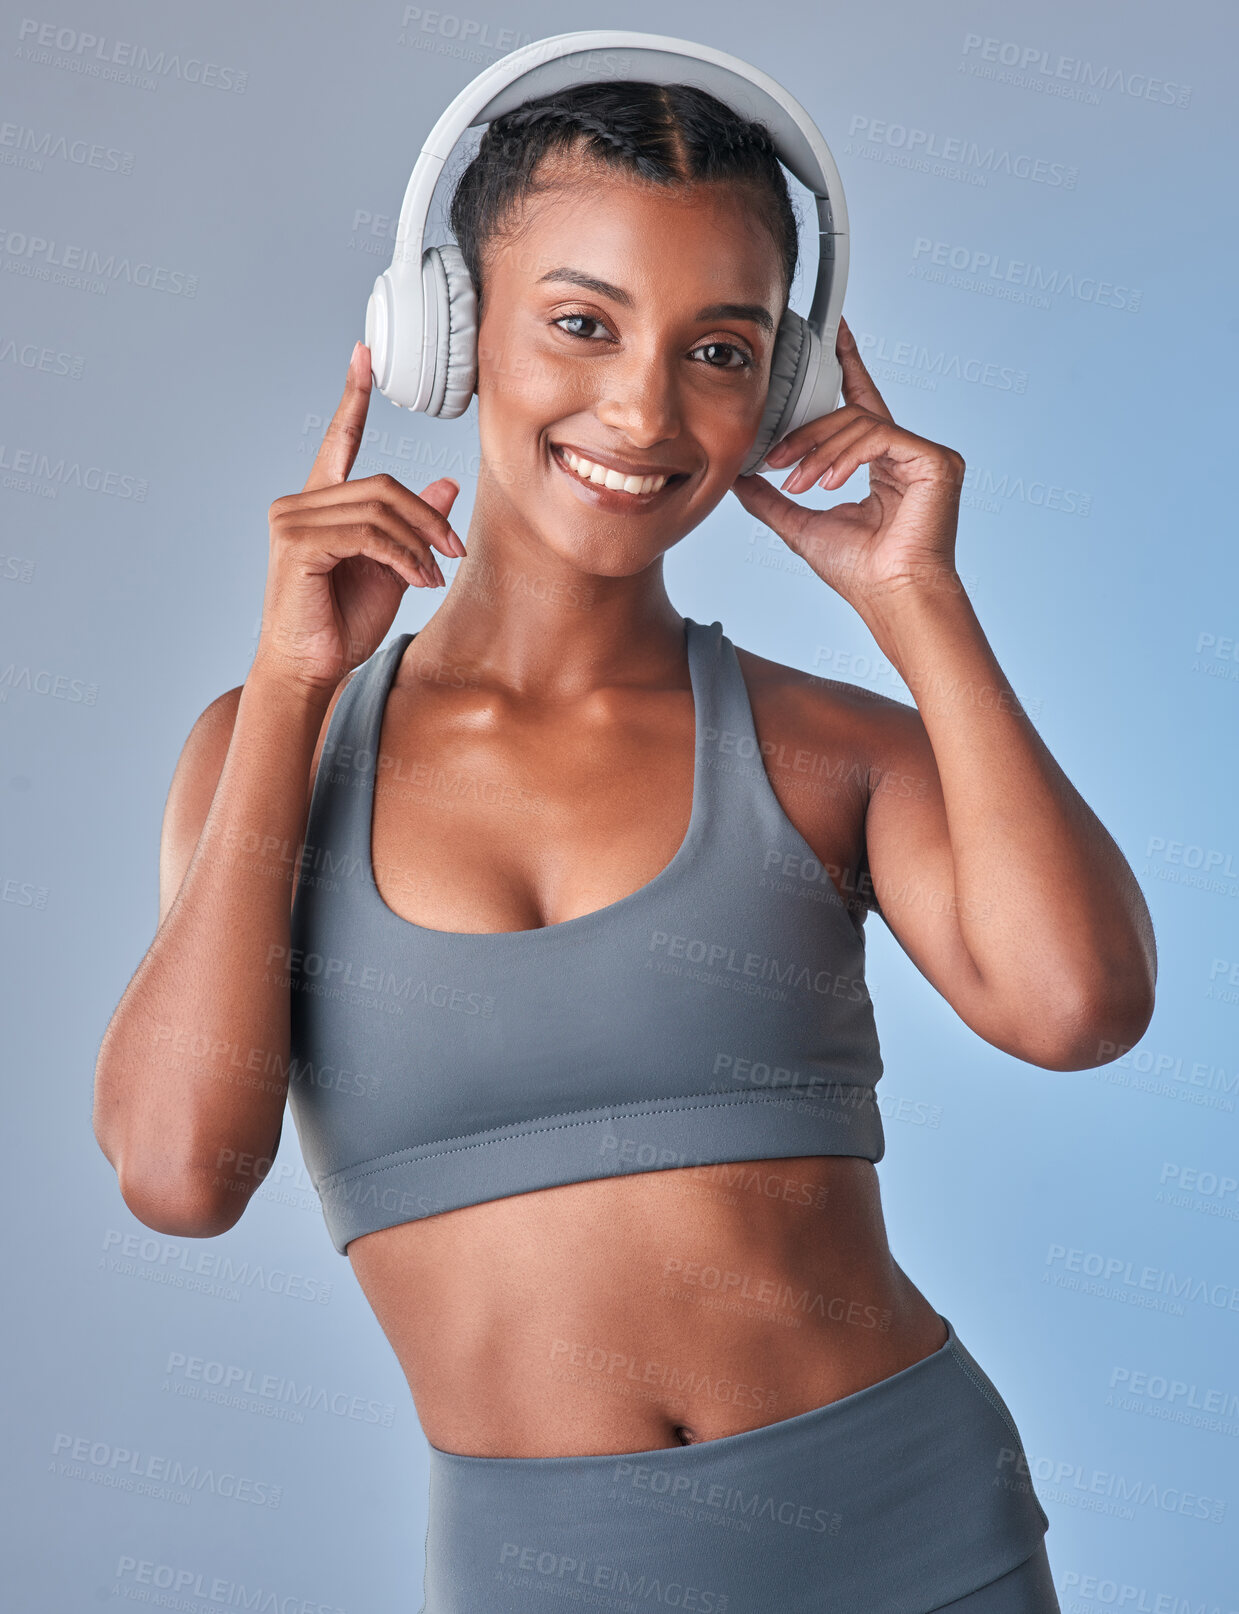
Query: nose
593 347 683 451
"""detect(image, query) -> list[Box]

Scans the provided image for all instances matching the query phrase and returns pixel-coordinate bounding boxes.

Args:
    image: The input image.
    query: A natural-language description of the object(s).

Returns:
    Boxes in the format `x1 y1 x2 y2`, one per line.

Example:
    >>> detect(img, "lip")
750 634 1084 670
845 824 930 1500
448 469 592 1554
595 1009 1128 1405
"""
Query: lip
549 441 690 511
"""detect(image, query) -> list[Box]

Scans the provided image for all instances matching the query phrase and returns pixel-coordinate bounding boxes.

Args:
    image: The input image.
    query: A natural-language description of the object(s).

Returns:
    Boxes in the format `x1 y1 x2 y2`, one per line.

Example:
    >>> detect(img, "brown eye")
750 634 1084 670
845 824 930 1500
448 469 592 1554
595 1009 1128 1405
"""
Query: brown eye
553 312 752 370
693 341 752 370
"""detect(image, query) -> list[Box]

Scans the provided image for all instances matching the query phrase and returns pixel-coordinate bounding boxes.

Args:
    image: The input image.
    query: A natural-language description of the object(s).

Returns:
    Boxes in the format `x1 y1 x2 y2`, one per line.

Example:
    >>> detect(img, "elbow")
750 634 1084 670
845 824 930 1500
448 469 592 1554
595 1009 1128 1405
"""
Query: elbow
115 1161 246 1242
93 1104 229 1239
1023 973 1157 1072
93 1057 262 1241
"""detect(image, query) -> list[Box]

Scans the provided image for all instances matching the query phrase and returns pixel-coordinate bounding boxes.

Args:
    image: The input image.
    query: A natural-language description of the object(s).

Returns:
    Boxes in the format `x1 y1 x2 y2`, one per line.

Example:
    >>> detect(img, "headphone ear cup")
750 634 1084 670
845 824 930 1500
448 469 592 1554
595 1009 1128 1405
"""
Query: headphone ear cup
740 316 844 478
740 307 809 477
421 243 478 419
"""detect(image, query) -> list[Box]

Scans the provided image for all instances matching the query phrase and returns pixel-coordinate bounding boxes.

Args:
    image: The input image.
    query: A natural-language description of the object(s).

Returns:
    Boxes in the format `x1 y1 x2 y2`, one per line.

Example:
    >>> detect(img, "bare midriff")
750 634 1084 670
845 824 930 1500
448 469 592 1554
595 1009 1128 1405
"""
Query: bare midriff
301 629 949 1458
345 1158 949 1457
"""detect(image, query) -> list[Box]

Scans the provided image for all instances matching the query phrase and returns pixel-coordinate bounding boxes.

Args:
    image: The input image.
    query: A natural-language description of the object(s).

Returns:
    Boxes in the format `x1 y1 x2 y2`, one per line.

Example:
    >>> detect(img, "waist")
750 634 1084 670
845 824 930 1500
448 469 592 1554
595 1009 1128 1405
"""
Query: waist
346 1156 939 1458
416 1303 1053 1614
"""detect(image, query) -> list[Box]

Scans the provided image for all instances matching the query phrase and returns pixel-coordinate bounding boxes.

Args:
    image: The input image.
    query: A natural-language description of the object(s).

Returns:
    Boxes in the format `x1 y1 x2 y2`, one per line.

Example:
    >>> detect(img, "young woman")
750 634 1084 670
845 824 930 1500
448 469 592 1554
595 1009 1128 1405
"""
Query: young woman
94 79 1155 1613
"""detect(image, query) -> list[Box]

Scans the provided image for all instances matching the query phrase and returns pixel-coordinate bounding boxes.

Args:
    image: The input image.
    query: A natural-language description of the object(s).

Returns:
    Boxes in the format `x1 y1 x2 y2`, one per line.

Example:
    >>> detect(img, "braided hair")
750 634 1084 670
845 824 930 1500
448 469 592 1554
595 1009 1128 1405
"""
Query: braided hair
447 80 800 318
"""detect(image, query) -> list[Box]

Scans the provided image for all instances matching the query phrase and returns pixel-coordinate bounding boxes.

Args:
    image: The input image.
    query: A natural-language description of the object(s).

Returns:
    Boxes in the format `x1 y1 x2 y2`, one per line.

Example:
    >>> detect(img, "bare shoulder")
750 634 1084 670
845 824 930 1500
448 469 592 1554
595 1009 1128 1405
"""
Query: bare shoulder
731 640 926 792
157 670 358 928
729 640 928 915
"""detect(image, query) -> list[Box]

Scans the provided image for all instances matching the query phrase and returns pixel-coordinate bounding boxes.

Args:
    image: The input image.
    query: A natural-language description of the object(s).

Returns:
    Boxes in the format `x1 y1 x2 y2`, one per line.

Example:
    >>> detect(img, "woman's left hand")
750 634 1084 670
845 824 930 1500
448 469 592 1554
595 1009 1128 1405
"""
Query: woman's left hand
730 314 966 620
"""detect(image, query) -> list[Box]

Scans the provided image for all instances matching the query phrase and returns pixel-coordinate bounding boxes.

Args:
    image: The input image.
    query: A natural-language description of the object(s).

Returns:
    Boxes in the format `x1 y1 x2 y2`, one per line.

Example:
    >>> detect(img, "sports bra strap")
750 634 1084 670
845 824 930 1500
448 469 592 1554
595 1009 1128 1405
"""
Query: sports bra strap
307 616 787 892
311 634 412 874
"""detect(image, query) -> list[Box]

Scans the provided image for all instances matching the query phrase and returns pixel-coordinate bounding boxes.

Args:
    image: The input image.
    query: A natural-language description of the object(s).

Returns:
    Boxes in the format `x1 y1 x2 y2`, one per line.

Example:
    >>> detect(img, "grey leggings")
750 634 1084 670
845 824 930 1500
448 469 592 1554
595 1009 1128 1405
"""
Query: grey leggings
938 1543 1059 1610
419 1314 1059 1613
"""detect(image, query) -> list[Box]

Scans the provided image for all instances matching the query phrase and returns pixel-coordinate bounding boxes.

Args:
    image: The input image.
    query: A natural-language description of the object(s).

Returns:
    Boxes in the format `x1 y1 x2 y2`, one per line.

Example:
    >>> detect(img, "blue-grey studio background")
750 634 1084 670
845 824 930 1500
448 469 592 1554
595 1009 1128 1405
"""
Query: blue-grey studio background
2 0 1235 1606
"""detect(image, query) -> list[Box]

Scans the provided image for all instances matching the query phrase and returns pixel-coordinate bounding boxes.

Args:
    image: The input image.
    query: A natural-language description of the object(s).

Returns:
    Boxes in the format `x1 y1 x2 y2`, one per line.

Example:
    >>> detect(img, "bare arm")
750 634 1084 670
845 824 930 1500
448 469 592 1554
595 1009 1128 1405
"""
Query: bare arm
857 585 1156 1069
91 339 463 1239
732 315 1155 1070
92 670 333 1236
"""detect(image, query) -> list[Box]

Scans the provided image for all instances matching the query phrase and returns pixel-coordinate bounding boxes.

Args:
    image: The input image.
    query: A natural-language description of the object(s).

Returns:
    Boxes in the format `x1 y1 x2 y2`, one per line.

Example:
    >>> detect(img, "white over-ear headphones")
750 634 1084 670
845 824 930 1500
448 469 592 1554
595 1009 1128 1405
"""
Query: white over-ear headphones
364 29 849 477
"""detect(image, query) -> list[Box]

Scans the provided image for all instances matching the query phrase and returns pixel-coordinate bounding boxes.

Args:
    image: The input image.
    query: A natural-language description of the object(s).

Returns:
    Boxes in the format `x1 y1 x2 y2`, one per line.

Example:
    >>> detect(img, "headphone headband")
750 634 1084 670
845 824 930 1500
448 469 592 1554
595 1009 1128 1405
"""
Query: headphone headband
366 30 849 475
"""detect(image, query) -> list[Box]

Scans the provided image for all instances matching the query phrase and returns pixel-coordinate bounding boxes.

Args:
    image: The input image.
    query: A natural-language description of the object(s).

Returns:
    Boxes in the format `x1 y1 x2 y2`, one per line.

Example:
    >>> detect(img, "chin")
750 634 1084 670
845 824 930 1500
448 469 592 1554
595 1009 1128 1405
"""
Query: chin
544 522 672 581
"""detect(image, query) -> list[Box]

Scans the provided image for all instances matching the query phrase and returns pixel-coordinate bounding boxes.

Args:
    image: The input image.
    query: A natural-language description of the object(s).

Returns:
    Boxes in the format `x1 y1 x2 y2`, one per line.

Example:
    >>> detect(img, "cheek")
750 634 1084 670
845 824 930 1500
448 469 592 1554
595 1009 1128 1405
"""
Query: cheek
475 321 571 415
474 385 558 502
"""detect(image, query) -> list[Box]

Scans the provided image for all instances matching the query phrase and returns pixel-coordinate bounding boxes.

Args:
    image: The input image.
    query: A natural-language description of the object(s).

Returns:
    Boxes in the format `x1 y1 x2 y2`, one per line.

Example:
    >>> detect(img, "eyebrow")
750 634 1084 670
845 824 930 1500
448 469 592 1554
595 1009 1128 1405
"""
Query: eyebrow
535 266 776 337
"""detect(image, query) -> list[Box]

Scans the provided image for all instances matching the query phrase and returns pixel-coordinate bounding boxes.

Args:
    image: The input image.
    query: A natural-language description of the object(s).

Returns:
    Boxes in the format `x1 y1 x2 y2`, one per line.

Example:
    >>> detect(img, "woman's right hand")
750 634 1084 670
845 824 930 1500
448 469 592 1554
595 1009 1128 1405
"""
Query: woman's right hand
253 340 466 695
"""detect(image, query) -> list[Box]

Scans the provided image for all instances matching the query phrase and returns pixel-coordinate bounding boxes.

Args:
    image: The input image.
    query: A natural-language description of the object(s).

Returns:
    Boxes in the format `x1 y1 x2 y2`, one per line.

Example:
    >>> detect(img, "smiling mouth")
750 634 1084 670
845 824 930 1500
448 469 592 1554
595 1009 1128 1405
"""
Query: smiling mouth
549 442 689 505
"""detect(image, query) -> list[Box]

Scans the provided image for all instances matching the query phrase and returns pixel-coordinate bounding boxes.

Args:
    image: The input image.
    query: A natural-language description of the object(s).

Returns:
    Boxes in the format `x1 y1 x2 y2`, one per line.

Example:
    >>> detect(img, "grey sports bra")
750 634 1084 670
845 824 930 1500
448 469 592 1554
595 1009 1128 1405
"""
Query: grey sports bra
285 616 884 1255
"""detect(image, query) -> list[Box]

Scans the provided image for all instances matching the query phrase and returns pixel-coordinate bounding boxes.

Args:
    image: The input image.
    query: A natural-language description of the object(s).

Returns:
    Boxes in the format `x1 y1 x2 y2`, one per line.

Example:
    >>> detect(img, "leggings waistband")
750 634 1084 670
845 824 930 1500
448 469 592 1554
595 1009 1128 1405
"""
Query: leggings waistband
421 1314 1052 1614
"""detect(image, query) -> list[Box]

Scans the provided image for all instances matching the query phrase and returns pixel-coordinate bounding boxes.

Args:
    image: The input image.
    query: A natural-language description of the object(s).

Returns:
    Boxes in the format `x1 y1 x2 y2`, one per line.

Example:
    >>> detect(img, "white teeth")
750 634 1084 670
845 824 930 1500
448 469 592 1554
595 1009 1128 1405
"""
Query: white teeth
560 448 669 497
